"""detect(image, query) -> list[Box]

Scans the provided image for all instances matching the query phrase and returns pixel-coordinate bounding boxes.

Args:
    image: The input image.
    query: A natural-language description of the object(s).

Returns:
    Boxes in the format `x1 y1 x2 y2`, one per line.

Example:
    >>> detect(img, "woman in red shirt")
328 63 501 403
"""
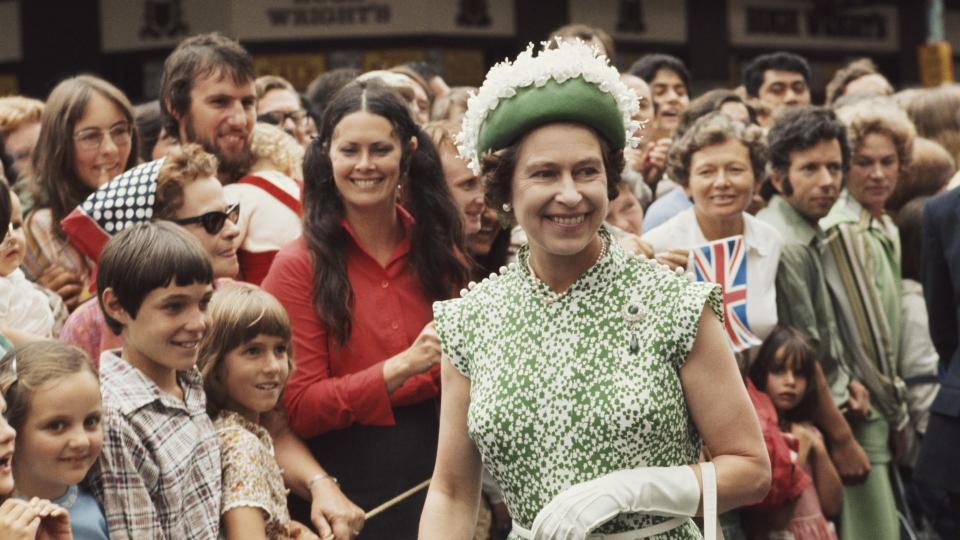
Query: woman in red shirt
262 80 465 537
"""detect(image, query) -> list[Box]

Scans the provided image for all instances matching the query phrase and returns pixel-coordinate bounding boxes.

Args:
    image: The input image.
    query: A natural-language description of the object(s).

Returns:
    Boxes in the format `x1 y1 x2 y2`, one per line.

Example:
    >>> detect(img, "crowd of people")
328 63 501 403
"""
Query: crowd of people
0 21 957 540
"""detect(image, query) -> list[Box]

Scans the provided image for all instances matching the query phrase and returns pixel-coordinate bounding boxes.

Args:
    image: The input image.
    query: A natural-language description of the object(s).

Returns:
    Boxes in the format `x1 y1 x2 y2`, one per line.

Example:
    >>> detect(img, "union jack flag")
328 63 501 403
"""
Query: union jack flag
690 235 761 352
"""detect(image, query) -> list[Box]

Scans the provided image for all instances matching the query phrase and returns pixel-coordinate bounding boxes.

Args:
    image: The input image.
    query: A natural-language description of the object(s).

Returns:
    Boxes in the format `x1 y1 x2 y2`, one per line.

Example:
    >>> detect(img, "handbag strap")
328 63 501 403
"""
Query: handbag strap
701 462 717 540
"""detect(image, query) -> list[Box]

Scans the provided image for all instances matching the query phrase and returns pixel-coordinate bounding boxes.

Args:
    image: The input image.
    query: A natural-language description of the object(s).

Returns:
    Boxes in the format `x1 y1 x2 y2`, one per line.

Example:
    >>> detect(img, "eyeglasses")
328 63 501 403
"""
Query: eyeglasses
74 124 133 152
257 109 309 127
173 203 240 235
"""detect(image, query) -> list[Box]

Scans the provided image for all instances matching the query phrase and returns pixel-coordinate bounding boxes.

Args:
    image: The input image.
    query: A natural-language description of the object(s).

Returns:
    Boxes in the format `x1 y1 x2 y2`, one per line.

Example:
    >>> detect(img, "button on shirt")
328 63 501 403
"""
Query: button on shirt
262 206 439 439
89 351 221 539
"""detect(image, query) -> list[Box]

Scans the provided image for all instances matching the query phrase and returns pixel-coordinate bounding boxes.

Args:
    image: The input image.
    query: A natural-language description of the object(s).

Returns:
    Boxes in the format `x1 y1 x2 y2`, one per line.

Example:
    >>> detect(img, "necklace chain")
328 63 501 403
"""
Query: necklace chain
526 234 609 305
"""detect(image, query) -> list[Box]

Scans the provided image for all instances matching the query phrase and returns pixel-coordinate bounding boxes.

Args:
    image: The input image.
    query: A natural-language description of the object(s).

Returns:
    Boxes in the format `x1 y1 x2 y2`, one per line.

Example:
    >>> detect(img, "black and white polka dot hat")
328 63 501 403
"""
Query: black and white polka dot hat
61 158 164 263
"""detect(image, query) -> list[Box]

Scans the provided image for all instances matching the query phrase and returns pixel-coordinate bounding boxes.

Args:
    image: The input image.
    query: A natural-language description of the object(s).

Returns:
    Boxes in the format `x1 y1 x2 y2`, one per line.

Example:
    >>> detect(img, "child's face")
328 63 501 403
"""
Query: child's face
13 371 103 497
0 393 15 496
119 281 214 374
765 354 808 413
220 334 290 422
0 192 25 277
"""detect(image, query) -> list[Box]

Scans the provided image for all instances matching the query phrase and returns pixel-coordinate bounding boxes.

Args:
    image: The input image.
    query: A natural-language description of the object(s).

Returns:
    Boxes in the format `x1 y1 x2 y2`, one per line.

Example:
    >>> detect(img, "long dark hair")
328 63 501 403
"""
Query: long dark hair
748 325 820 423
303 80 466 344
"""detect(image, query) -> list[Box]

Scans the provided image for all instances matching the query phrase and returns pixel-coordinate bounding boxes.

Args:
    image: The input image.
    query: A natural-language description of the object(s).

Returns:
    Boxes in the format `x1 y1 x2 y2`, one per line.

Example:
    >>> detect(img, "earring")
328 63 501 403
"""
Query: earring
502 203 512 212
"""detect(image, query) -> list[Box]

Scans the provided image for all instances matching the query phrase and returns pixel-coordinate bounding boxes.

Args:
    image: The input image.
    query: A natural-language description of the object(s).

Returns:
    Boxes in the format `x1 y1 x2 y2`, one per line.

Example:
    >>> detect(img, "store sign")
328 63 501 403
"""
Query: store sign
232 0 514 41
728 0 898 52
101 0 227 52
0 0 22 62
567 0 686 43
101 0 513 51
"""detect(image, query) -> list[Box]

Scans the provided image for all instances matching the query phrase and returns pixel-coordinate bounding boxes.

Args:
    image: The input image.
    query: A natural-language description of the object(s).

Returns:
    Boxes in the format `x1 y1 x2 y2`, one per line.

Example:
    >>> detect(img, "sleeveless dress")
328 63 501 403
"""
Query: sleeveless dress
433 227 722 539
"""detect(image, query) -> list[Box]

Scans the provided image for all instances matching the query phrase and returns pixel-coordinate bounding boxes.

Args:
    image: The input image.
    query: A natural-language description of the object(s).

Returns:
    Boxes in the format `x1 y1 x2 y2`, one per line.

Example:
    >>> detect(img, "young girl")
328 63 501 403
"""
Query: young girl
0 188 67 344
197 285 317 540
748 326 843 540
0 341 106 539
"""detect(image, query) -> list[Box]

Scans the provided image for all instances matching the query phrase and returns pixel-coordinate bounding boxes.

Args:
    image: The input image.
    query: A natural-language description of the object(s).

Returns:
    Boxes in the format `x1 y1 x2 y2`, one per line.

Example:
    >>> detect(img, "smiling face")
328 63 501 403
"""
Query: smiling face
219 333 290 423
329 110 409 217
776 139 844 223
72 92 132 190
175 177 241 279
511 123 609 261
686 138 756 223
764 348 809 414
848 132 899 217
439 144 484 235
13 371 103 499
0 192 25 277
0 393 15 496
114 280 214 377
181 72 256 180
649 68 689 135
467 207 500 258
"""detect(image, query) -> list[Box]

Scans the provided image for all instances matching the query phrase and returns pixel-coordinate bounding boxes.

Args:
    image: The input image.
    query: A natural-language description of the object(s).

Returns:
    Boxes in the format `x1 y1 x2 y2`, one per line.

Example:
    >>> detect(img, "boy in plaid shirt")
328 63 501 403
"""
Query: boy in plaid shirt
87 222 220 538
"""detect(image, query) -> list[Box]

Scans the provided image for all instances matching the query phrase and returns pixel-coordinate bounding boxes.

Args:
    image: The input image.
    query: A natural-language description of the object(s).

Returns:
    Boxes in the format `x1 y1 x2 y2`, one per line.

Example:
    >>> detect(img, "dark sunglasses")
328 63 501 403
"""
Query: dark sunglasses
257 109 308 126
173 203 240 235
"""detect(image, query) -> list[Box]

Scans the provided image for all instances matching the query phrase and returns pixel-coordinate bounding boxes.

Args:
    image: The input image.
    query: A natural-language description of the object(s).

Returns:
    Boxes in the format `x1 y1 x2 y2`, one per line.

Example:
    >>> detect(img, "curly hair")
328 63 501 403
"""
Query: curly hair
836 97 915 173
250 122 305 179
480 124 625 221
152 143 219 220
0 96 44 137
766 106 851 191
666 111 767 187
824 58 892 106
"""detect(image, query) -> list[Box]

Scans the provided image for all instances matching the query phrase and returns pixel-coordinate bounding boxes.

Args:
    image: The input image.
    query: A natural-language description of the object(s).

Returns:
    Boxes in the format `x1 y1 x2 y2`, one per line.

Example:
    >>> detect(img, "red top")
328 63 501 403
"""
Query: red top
261 206 440 439
744 378 812 510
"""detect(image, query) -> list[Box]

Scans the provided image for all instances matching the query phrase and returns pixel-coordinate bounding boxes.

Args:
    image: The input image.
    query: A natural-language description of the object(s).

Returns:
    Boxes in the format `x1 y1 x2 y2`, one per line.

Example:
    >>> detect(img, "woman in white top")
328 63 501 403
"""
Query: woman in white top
645 112 782 342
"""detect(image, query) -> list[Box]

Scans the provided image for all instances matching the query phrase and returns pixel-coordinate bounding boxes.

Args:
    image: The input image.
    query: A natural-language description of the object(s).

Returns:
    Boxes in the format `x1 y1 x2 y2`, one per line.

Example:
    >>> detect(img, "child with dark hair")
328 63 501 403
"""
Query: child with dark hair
748 326 842 540
86 221 221 538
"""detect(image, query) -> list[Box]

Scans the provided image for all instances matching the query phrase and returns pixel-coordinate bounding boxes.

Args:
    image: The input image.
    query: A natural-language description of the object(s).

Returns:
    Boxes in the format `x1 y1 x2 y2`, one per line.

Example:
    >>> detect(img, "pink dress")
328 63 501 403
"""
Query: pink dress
765 430 838 540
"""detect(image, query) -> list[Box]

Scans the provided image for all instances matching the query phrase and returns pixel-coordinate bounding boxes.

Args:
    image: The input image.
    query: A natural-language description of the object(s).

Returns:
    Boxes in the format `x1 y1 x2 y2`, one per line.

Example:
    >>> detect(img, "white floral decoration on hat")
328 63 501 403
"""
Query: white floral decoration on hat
456 39 643 175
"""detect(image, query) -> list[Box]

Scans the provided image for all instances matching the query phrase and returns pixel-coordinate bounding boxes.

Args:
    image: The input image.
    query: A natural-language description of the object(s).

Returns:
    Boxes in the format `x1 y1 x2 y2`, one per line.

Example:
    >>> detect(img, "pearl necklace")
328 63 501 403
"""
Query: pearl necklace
526 234 609 305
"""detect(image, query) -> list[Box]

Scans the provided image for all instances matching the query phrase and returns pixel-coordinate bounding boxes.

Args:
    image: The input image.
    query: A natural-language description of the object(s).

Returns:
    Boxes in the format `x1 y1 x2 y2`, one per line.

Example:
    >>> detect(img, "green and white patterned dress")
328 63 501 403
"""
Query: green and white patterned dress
433 227 722 539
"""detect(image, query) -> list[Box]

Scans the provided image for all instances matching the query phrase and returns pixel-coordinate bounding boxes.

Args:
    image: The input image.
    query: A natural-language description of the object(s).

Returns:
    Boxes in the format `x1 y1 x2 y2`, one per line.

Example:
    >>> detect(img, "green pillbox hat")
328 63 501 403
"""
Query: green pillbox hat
476 77 627 159
457 40 641 174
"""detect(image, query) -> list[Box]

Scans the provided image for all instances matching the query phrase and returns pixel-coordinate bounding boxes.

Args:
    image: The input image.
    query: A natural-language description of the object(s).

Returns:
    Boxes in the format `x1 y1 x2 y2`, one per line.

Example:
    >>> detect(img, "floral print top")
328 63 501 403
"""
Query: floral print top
215 411 293 539
433 227 722 539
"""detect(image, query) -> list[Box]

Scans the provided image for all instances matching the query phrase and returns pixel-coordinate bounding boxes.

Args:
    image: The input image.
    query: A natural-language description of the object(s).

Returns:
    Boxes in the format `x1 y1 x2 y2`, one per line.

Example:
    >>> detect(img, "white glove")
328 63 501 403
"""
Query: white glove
531 466 700 540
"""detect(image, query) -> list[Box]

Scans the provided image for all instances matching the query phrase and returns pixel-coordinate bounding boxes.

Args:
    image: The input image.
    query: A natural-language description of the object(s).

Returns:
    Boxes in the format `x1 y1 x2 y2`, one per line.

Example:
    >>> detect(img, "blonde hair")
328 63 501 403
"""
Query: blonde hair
422 121 460 155
837 97 916 172
0 96 44 137
895 85 960 164
250 122 304 179
197 285 293 418
0 342 98 433
153 143 219 220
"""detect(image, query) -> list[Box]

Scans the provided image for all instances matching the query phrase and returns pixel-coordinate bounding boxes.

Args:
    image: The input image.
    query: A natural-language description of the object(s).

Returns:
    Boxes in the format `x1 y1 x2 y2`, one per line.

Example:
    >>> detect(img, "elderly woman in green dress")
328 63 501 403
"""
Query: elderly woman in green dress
418 41 770 540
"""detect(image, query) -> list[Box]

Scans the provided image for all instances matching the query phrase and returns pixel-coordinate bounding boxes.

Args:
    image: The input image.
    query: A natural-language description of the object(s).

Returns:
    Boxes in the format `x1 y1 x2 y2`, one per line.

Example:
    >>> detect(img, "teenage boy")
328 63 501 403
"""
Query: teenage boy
742 51 812 124
89 221 219 538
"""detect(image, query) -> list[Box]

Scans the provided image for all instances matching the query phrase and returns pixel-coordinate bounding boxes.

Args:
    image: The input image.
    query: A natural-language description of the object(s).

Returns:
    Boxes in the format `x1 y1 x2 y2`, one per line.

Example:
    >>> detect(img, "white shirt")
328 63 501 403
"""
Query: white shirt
644 208 783 341
223 169 303 253
0 269 55 338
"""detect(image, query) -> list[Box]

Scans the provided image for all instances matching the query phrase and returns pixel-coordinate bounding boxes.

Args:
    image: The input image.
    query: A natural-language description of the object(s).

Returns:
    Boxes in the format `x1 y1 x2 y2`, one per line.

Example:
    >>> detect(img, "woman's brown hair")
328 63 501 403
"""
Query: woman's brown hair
32 75 139 236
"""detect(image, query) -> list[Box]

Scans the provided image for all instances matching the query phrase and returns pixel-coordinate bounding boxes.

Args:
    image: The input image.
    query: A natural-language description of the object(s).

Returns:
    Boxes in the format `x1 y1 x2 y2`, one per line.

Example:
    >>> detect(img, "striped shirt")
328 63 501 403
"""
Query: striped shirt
88 351 221 539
